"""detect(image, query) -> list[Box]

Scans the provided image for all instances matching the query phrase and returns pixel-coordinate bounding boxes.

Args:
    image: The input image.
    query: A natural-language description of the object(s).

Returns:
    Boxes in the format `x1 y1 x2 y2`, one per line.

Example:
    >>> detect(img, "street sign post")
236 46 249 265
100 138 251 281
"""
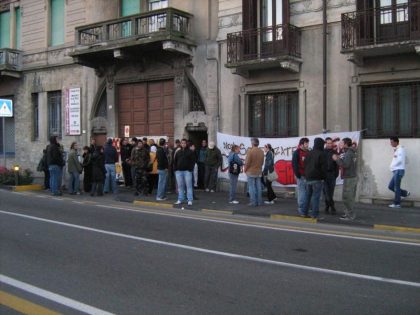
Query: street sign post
0 99 13 168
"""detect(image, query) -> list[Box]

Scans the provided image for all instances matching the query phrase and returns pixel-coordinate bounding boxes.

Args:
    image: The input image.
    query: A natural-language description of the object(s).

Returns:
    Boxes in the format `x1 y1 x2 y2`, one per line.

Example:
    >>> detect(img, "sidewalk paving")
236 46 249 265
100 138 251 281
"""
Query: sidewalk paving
9 184 420 232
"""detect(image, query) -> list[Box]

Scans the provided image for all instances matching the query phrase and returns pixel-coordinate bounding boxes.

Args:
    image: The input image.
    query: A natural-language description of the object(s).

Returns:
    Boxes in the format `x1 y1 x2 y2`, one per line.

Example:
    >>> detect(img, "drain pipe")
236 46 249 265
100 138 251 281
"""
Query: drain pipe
322 0 327 131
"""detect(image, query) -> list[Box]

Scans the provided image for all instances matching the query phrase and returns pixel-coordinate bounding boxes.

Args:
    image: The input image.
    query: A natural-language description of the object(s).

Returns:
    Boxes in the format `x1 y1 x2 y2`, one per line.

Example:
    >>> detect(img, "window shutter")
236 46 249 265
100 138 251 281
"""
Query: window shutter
242 0 257 30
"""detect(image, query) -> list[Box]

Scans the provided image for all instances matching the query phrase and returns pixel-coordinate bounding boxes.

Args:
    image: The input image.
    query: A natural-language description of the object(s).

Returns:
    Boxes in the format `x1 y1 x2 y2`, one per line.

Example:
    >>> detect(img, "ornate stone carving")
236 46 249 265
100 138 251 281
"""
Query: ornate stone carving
290 0 355 16
218 13 242 29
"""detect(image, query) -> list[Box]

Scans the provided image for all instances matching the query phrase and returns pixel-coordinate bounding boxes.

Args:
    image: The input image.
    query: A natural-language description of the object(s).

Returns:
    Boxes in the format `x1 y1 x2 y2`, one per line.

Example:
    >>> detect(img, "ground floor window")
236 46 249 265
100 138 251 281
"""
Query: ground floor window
362 82 420 138
249 91 298 137
48 91 62 138
0 117 15 156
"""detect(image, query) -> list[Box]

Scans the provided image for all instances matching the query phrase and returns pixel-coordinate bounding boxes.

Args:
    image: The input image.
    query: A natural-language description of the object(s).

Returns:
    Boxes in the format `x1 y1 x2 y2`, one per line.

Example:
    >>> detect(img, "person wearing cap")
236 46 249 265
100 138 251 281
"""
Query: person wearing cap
103 137 118 194
204 141 222 192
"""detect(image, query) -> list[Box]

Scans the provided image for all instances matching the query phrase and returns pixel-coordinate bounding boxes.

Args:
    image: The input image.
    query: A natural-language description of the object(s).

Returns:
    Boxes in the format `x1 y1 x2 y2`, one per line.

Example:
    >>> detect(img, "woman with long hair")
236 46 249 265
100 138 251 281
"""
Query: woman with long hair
263 143 277 204
228 144 243 204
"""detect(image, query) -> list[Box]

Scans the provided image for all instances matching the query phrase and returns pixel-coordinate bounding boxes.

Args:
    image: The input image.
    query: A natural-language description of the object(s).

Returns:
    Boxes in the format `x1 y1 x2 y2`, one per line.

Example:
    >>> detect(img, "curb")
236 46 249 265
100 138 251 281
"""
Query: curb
133 200 173 209
374 224 420 234
12 184 43 192
271 214 317 224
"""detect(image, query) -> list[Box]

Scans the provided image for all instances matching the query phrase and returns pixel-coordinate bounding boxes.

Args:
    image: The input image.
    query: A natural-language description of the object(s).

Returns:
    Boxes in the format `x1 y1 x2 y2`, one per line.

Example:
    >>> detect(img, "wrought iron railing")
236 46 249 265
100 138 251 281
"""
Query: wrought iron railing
0 48 22 71
75 7 192 45
342 3 420 49
226 24 301 65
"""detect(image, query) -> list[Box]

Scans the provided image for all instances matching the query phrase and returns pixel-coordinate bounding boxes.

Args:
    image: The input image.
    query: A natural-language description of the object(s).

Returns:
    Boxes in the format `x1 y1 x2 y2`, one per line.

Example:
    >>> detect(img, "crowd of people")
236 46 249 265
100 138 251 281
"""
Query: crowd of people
38 135 410 217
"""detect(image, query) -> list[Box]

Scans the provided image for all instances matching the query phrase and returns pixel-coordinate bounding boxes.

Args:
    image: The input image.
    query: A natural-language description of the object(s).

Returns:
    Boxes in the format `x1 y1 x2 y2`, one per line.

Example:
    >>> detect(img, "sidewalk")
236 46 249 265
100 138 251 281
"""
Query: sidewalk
11 184 420 232
114 186 420 231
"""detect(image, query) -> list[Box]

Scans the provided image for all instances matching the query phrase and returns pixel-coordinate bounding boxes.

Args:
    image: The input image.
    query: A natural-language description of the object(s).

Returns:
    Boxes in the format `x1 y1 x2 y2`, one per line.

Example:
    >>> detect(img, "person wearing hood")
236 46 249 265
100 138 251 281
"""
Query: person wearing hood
103 137 118 194
303 137 327 218
332 137 358 220
204 141 222 192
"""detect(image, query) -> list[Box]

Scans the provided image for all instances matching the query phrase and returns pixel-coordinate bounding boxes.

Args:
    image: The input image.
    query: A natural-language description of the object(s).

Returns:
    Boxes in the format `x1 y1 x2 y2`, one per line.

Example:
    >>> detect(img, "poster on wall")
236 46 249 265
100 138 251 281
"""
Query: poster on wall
65 88 81 135
217 131 361 187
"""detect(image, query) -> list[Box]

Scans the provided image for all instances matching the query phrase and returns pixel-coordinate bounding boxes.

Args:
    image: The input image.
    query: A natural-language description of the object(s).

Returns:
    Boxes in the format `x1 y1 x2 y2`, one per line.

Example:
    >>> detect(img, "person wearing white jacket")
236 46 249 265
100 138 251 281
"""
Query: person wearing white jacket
388 136 410 208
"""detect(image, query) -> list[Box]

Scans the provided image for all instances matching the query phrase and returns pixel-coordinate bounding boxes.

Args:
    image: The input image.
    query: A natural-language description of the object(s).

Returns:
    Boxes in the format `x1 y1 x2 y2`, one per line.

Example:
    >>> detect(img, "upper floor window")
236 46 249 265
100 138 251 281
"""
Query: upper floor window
149 0 168 11
0 6 20 49
50 0 65 46
122 0 141 16
362 82 420 138
243 0 289 31
48 91 62 138
0 10 10 48
249 91 298 138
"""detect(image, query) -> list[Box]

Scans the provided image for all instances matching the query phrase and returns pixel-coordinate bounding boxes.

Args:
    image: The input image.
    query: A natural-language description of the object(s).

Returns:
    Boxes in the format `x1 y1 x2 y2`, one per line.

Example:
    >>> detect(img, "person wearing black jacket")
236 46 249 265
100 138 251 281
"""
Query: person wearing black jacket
120 138 133 187
90 146 106 196
156 138 169 201
323 137 339 214
46 135 65 196
173 139 196 206
303 137 327 218
103 138 118 194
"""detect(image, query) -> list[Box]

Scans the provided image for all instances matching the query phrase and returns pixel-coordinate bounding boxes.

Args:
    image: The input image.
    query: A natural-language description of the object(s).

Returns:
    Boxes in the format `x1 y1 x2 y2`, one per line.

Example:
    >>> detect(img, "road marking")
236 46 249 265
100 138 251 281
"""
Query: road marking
0 276 114 315
94 205 420 246
0 290 61 315
1 210 420 288
374 224 420 234
133 200 173 208
271 214 317 223
202 208 233 215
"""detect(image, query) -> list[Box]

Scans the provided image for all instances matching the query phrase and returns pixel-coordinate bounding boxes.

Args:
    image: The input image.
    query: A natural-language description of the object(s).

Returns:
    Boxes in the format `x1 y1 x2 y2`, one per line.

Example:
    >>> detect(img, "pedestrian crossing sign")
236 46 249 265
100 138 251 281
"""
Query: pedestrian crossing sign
0 99 13 117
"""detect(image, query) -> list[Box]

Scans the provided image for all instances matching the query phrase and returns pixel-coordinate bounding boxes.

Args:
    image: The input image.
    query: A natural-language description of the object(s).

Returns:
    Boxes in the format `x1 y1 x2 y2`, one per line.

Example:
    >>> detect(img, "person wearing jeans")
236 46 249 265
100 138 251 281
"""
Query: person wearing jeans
103 138 118 194
46 136 64 196
244 138 264 207
204 141 222 192
67 142 82 194
388 136 410 208
156 138 169 200
173 139 196 206
292 138 310 215
228 145 243 203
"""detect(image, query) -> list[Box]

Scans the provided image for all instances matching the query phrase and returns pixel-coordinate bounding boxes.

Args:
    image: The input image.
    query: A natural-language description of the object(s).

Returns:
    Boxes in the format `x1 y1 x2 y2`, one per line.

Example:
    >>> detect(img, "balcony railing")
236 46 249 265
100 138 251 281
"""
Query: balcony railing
75 7 192 46
342 3 420 50
226 24 301 65
0 48 22 71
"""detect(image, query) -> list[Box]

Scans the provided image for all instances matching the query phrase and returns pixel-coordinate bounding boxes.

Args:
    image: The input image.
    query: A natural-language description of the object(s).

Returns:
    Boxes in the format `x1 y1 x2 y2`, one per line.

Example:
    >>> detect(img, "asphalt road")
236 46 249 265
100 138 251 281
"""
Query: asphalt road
1 190 419 315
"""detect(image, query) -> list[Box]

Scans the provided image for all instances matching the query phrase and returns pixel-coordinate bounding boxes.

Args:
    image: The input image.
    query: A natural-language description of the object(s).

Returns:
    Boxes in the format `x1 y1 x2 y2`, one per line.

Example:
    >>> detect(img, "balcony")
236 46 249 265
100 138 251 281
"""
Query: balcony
226 24 302 77
71 8 194 68
0 48 22 79
341 3 420 63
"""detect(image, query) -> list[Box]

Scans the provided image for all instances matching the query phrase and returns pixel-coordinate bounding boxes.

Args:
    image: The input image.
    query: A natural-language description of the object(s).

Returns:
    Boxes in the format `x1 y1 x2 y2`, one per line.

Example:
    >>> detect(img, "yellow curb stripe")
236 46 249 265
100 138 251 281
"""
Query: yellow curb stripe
271 214 317 224
0 290 61 315
374 224 420 234
13 185 43 192
133 200 173 208
202 209 233 215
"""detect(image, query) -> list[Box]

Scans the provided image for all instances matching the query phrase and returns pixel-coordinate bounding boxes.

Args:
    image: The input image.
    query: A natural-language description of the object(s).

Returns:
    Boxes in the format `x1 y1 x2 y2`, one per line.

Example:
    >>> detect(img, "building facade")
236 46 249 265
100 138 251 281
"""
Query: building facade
0 0 419 204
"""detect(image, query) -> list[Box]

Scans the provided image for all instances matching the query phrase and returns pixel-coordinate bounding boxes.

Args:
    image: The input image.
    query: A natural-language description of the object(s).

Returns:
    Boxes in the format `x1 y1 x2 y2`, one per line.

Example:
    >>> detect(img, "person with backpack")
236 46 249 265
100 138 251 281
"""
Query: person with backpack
263 143 277 204
228 145 243 204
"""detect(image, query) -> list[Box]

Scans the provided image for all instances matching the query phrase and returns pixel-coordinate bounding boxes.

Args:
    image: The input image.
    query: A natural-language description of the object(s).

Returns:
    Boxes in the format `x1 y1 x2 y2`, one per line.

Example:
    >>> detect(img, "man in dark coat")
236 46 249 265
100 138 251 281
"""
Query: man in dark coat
303 137 327 218
90 146 105 196
131 140 150 196
46 135 64 196
323 137 339 214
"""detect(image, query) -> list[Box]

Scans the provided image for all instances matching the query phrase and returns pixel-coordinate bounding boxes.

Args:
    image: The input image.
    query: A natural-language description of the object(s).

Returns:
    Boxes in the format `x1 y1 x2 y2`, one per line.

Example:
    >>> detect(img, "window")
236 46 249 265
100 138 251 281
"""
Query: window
188 79 205 112
122 0 141 16
149 0 168 11
48 91 62 138
249 91 298 137
32 94 39 140
0 10 10 48
362 82 420 138
50 0 65 46
15 7 21 49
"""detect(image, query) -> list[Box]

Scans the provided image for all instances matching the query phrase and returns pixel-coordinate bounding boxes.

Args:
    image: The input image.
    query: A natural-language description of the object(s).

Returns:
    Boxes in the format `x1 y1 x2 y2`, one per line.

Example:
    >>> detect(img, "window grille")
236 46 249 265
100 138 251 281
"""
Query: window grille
188 79 205 112
48 91 62 138
0 117 15 155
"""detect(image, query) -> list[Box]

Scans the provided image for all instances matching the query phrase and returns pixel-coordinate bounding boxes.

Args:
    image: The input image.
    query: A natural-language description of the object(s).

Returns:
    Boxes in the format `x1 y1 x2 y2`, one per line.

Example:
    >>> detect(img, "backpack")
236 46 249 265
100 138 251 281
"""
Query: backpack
229 160 241 175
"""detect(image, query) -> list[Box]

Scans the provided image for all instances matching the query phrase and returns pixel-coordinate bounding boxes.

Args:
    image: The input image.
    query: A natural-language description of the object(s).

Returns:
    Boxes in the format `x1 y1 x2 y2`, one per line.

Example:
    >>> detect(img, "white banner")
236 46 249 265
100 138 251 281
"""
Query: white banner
65 88 81 135
217 131 361 187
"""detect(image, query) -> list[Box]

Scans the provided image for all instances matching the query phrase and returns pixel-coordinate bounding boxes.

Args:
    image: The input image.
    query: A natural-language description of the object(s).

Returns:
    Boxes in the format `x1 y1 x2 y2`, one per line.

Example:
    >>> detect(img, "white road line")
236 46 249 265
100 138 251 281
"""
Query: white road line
1 210 420 288
0 275 115 315
95 205 420 247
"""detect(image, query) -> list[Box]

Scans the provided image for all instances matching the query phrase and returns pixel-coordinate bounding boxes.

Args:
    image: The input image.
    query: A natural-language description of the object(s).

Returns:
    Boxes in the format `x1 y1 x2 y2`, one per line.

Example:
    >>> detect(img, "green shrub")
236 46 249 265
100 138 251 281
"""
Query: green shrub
0 167 34 185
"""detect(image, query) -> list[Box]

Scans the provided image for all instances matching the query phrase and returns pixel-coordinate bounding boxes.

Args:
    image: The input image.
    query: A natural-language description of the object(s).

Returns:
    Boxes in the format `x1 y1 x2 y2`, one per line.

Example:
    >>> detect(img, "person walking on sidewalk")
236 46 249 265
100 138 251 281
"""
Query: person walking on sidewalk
46 136 65 196
204 141 222 192
323 137 339 214
332 138 357 221
388 136 410 208
292 138 310 215
228 145 243 204
67 142 83 195
173 139 196 206
244 138 265 207
303 138 327 218
156 138 169 201
263 144 277 204
103 138 118 195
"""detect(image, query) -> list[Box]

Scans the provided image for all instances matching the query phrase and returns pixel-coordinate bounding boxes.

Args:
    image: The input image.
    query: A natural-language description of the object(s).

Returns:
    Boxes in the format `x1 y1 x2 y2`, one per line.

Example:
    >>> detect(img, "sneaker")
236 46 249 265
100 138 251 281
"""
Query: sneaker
404 191 411 198
389 204 401 208
156 197 167 201
272 197 278 201
187 201 193 206
205 189 210 192
340 215 354 221
210 189 215 193
229 200 239 204
264 201 274 205
174 200 182 205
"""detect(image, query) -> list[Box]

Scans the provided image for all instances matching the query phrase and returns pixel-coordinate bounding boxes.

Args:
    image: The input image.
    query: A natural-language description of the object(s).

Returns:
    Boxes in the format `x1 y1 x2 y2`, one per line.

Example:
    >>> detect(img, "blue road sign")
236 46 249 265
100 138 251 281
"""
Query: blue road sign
0 99 13 117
